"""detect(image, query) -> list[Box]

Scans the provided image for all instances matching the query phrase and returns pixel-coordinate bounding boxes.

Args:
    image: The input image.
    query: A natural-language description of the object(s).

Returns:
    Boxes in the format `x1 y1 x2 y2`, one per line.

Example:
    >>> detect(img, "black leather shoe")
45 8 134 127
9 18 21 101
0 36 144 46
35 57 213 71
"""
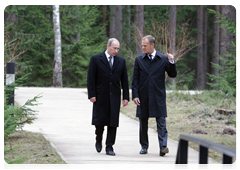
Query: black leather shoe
95 142 102 153
106 150 116 156
140 148 148 154
160 147 169 156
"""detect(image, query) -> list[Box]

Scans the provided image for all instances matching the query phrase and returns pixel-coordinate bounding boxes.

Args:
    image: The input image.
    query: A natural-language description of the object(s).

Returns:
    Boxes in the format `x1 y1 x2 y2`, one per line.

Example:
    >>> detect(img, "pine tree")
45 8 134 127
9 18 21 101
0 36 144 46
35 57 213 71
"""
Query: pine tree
207 8 236 96
5 5 55 86
5 5 105 87
60 5 105 87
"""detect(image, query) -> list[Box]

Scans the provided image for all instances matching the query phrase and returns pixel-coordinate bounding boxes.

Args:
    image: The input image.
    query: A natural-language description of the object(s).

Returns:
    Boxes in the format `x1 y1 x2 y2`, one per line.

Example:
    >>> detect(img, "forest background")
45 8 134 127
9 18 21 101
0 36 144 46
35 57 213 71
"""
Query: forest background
4 5 236 94
3 4 237 164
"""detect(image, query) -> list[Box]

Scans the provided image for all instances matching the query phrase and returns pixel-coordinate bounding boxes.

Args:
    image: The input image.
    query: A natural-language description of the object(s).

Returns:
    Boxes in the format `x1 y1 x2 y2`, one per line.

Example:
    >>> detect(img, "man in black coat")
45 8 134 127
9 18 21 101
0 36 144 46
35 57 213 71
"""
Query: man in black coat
87 38 129 156
132 35 177 156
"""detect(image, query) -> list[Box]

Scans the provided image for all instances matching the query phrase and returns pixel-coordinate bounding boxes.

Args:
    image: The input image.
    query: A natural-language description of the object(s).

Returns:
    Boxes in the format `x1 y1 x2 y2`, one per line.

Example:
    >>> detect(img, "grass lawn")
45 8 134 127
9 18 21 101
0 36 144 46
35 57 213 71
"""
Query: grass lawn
4 130 66 164
120 90 236 163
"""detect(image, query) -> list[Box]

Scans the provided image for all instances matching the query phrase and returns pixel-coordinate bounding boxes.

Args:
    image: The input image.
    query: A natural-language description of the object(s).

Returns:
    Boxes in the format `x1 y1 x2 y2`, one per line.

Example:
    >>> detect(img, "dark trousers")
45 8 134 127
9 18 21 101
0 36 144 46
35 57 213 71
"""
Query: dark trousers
95 125 117 151
139 117 168 150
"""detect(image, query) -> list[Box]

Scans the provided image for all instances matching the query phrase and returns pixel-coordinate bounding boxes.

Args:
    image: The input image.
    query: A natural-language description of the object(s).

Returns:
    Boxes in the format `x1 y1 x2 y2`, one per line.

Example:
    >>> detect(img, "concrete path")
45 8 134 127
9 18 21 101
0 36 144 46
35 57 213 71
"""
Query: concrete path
15 87 217 164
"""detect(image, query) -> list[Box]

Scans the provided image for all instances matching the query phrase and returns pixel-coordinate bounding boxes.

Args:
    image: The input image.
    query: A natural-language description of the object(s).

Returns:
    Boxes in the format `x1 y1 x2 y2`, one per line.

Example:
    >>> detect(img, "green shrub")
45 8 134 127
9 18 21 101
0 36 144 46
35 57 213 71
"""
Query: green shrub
4 84 41 140
4 84 42 169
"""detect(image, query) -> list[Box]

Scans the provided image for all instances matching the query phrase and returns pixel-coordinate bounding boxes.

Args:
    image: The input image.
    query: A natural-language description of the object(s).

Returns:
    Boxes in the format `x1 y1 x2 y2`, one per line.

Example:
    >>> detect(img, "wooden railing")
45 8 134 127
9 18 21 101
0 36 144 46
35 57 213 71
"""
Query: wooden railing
175 134 236 164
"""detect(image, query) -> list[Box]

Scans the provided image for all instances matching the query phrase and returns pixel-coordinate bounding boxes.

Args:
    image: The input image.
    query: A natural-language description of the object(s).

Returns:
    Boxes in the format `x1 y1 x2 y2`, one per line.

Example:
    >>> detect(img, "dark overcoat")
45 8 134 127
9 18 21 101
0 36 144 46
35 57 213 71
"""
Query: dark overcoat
132 50 177 118
87 51 129 127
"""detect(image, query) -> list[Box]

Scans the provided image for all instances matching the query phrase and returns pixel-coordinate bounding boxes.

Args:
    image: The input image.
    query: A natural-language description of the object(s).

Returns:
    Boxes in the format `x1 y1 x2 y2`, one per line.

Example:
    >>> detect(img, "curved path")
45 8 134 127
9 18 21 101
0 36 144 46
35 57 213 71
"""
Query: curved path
15 87 217 164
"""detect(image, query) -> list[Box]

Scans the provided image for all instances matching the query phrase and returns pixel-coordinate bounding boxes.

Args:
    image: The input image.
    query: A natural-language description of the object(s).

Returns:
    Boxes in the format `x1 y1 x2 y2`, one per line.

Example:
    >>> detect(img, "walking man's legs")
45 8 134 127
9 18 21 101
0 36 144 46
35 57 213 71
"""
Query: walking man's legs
156 117 169 156
139 118 149 154
106 126 117 152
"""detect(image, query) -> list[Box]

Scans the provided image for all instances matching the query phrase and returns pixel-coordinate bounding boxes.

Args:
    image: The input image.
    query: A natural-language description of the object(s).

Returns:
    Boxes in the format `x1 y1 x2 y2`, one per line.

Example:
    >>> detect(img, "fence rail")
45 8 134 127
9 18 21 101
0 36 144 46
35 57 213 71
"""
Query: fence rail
175 134 236 164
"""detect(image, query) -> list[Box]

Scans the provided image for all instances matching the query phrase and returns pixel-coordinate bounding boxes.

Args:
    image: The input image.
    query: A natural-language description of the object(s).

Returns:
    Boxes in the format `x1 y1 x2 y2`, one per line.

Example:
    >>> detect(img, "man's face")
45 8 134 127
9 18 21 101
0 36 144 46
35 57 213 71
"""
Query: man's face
142 38 154 54
107 41 120 56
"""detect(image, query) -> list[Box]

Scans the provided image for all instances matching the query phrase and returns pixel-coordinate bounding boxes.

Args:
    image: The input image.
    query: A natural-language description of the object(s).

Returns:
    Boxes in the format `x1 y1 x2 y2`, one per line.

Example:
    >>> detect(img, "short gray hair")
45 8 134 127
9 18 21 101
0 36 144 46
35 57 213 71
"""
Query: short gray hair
142 35 155 46
107 38 119 46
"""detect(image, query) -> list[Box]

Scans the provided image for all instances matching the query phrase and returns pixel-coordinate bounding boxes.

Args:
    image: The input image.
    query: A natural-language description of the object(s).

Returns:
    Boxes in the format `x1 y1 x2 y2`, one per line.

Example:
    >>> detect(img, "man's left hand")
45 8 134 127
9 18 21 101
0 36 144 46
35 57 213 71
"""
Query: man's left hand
167 53 174 63
122 99 128 107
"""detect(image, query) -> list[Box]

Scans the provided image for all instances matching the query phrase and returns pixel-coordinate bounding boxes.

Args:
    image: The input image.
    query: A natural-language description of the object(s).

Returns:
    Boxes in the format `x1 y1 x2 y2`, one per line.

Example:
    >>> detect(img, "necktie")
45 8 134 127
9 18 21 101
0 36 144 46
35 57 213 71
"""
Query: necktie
109 56 113 68
149 54 153 61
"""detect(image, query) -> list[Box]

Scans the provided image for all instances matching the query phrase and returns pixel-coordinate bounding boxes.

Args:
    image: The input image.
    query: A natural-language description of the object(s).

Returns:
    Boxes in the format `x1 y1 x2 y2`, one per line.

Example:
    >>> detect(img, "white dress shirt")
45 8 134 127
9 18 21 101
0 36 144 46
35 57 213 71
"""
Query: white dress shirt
105 50 114 65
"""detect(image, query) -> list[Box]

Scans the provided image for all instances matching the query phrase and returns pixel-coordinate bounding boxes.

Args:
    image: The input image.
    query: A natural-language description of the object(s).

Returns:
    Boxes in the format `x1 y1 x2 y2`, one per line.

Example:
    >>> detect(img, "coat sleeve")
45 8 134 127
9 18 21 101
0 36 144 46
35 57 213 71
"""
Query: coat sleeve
165 61 177 78
121 59 130 101
87 56 97 99
132 58 140 100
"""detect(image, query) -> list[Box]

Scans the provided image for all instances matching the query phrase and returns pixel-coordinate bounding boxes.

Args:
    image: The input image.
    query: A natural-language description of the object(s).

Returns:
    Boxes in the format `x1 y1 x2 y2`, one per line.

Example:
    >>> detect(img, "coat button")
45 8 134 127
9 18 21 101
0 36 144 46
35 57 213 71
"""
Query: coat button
110 82 112 84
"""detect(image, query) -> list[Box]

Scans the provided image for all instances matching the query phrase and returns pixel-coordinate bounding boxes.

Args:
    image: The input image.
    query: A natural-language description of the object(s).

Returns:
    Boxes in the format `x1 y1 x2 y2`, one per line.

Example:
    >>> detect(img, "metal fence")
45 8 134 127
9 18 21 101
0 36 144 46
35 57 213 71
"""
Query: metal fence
175 134 236 164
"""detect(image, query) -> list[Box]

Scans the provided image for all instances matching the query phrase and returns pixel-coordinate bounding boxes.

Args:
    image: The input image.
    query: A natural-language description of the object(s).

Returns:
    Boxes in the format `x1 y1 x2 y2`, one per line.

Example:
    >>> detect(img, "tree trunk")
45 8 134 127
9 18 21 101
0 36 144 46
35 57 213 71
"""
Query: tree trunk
110 5 116 38
168 5 177 86
103 5 107 37
126 5 131 47
228 5 236 53
197 5 204 89
4 10 18 26
115 5 122 42
135 5 144 55
53 5 62 87
220 5 233 73
134 5 138 25
203 11 208 88
46 5 52 19
211 5 220 87
229 5 236 20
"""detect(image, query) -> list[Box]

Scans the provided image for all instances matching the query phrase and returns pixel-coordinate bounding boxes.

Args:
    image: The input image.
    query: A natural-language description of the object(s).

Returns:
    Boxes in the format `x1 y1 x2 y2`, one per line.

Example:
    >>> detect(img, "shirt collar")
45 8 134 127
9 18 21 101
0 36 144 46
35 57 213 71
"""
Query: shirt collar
105 50 110 58
142 49 157 59
151 49 156 57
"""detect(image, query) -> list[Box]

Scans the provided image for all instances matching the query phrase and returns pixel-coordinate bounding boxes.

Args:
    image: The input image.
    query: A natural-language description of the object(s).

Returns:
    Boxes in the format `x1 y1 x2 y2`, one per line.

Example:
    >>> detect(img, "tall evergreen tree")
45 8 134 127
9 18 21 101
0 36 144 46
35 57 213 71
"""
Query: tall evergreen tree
203 10 208 88
211 5 220 87
110 5 116 38
115 5 122 42
197 5 205 89
60 5 105 87
4 5 105 87
125 5 131 47
168 5 177 86
135 5 144 55
103 5 107 37
220 5 236 73
5 5 55 87
208 7 236 95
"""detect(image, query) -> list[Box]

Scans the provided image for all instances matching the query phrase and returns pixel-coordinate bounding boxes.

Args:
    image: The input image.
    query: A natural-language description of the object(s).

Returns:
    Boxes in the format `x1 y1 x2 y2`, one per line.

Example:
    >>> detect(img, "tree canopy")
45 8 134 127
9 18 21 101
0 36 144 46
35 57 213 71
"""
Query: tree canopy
4 5 236 94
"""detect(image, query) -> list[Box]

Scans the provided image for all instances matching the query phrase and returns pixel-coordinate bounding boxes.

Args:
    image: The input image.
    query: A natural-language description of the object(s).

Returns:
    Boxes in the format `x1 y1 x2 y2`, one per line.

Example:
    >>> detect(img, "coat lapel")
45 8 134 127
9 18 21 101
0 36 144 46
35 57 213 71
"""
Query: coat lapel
140 53 150 72
111 55 120 71
100 51 120 71
100 51 111 70
151 50 164 73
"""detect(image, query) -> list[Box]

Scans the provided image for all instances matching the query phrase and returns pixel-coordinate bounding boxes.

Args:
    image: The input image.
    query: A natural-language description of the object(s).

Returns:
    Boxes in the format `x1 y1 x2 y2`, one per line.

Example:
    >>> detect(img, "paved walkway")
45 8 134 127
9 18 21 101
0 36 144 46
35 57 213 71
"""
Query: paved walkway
15 87 217 164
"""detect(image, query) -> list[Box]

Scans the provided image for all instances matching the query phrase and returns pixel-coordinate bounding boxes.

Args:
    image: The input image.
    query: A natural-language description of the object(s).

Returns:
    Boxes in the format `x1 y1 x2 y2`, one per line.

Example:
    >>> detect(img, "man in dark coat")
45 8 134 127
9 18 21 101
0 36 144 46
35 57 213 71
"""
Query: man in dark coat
132 35 177 156
87 38 129 156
